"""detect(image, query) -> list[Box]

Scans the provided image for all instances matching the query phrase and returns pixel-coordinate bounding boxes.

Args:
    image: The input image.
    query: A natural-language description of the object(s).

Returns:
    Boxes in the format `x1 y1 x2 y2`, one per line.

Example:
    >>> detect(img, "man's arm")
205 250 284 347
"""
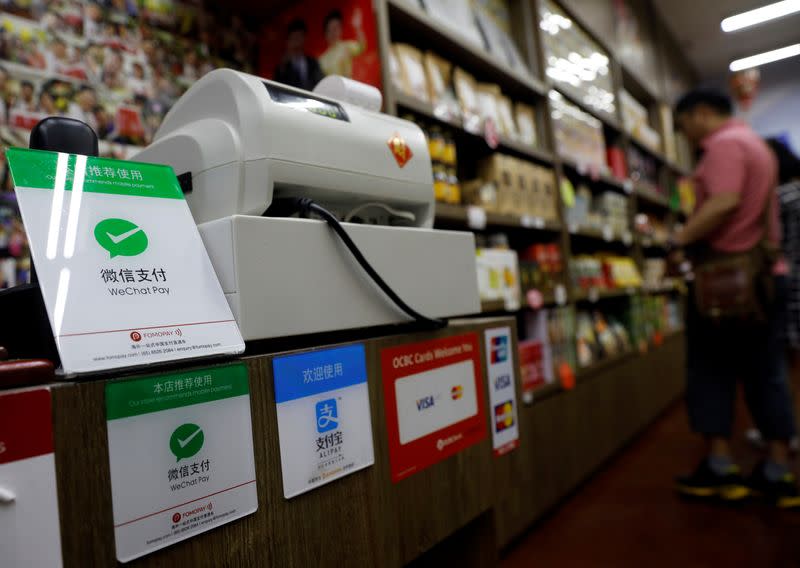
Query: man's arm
674 191 741 246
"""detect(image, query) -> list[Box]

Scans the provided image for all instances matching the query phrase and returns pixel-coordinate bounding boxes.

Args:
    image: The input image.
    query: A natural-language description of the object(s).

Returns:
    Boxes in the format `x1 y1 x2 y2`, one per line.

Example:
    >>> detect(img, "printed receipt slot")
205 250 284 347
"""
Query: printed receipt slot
134 70 480 341
0 117 98 382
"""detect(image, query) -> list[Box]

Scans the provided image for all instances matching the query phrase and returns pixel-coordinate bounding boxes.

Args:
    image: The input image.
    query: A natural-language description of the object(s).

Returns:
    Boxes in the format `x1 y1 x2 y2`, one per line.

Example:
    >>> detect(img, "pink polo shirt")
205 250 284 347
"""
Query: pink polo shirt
693 119 781 253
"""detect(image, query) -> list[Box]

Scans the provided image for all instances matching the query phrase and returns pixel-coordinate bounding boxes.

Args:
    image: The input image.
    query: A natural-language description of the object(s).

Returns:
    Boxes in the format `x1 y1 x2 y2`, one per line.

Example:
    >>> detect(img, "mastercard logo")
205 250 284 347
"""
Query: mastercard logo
451 385 463 400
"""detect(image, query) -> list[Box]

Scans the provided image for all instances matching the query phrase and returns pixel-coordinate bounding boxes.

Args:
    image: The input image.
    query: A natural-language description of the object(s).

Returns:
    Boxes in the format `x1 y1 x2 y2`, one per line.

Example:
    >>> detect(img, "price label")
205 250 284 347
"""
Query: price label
623 179 634 194
622 231 633 246
602 225 614 242
467 206 487 230
554 284 567 306
521 216 546 229
568 222 579 234
577 163 588 176
588 287 600 303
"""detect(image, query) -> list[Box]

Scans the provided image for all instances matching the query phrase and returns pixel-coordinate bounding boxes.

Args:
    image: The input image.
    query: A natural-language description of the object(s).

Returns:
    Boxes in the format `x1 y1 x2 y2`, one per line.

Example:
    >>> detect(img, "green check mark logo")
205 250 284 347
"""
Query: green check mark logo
170 423 205 462
94 218 148 258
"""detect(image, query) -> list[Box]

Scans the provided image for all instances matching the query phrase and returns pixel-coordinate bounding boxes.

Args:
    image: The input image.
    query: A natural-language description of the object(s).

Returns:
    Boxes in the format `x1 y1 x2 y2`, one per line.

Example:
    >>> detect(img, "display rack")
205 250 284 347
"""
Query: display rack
375 0 693 389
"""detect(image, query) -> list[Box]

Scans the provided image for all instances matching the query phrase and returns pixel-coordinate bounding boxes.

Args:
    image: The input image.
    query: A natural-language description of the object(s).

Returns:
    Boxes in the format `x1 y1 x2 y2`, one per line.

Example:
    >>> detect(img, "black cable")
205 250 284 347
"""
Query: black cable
273 197 447 329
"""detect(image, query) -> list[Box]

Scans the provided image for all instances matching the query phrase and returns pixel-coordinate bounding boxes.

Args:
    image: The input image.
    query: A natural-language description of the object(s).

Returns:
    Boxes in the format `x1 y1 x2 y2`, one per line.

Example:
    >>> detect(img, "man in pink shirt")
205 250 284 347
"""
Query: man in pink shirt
672 88 798 508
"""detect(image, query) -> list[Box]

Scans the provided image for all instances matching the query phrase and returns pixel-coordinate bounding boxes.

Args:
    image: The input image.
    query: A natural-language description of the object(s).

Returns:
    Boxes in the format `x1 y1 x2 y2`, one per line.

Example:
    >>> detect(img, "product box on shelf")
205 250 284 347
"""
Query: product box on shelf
475 247 521 311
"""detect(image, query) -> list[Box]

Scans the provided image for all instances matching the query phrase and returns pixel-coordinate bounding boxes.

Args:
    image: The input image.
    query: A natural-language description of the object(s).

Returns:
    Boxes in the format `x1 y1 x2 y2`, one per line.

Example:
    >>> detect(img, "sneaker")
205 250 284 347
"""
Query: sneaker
675 459 750 501
747 462 800 509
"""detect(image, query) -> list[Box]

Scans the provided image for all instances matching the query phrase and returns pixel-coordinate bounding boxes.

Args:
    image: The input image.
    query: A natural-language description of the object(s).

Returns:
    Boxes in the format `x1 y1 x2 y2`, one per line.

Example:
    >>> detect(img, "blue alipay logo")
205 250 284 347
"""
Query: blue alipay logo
316 398 339 433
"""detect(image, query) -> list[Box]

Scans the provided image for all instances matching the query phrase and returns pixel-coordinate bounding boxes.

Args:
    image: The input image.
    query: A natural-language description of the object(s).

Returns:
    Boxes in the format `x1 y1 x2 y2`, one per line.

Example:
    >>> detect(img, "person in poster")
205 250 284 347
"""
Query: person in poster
318 7 365 78
274 18 324 91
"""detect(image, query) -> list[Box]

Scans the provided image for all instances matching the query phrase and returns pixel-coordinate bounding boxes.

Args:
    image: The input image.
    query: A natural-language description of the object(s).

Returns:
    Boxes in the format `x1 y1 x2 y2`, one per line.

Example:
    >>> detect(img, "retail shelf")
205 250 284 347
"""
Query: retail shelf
550 87 621 132
434 203 562 232
576 349 637 379
480 299 508 313
393 90 555 164
559 156 631 194
525 381 562 404
635 184 670 209
638 235 669 250
567 224 634 246
387 0 547 99
573 287 639 303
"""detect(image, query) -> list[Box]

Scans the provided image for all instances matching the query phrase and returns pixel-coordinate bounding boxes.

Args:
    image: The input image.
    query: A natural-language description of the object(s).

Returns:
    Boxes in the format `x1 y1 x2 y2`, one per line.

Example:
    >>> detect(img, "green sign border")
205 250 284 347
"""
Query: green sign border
106 363 249 420
7 147 184 200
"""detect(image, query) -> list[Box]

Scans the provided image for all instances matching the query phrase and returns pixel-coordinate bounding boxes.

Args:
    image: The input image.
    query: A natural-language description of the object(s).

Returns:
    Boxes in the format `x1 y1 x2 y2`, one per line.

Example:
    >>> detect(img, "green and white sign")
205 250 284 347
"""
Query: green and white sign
7 148 244 375
106 363 257 563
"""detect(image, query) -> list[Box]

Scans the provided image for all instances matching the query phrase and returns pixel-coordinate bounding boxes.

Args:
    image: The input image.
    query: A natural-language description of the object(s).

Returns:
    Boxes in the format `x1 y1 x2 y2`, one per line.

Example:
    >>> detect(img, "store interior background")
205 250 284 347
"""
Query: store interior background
1 1 800 566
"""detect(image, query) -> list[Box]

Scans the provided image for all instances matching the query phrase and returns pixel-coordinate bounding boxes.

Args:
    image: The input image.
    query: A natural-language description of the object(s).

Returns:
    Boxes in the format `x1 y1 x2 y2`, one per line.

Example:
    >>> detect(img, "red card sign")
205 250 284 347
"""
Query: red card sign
381 333 487 482
0 389 53 466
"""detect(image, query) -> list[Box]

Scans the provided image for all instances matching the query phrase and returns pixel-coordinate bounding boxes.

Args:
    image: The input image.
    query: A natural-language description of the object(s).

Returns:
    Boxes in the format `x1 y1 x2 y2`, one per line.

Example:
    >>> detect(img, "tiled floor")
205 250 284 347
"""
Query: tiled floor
502 395 800 568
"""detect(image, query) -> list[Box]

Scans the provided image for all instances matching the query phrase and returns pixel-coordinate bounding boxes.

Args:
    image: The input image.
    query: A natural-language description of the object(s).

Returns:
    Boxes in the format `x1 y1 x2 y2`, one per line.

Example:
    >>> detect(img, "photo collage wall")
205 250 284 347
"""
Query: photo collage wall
0 1 259 289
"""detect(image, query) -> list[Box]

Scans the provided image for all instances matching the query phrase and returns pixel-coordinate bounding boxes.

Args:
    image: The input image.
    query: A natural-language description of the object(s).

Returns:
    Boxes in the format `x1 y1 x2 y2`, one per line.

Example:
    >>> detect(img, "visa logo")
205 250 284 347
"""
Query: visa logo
416 396 435 410
494 374 511 390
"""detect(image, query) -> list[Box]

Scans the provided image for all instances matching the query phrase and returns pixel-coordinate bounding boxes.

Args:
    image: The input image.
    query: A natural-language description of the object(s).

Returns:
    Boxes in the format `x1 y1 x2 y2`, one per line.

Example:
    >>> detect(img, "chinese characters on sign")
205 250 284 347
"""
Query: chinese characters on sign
106 364 257 562
87 166 144 181
303 362 344 383
273 344 374 499
100 268 167 283
154 375 213 394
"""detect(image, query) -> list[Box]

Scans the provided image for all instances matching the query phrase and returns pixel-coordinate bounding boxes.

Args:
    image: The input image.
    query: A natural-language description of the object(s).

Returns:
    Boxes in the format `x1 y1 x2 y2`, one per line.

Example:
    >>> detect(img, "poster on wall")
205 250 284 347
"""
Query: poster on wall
259 0 381 93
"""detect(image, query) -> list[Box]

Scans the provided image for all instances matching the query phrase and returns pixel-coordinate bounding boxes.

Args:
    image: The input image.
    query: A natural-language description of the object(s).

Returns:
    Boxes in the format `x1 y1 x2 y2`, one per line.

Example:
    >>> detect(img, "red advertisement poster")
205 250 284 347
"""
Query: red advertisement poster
381 333 487 483
0 389 53 466
518 339 545 396
259 0 381 93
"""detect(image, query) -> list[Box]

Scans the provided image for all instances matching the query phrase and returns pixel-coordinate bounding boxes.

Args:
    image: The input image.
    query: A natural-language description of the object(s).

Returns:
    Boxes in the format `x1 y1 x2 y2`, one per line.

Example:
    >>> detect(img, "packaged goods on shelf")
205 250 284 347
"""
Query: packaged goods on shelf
404 116 461 204
423 0 485 48
475 246 521 310
550 91 607 172
472 2 528 72
571 254 642 292
454 67 482 133
634 213 670 245
659 104 678 163
470 154 558 219
519 339 548 396
627 295 682 350
519 309 555 399
423 52 461 120
606 144 628 179
627 145 660 192
620 89 661 153
677 177 696 215
519 242 563 298
496 95 518 140
596 191 629 234
514 102 538 147
393 44 430 103
538 0 615 117
676 132 694 172
476 83 502 132
524 307 576 382
564 185 629 236
576 308 632 367
642 258 679 292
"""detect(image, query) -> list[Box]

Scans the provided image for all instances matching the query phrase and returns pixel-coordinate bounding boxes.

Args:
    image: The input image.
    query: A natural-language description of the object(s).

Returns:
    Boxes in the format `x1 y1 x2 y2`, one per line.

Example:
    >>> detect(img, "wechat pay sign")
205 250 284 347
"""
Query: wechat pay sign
8 148 243 374
106 365 257 562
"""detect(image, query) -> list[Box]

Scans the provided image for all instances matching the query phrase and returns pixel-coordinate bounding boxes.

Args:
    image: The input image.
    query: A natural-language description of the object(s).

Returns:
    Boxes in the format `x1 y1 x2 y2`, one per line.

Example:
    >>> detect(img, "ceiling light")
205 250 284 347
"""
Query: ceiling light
729 43 800 71
721 0 800 32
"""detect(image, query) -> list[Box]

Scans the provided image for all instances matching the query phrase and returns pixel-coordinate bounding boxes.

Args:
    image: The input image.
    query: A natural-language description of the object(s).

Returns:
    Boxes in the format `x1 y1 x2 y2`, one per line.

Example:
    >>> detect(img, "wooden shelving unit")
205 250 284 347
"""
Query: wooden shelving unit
378 0 691 388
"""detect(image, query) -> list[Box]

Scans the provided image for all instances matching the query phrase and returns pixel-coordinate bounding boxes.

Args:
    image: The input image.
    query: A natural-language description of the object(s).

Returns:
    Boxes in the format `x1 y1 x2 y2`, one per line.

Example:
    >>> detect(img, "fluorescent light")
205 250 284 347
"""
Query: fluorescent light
721 0 800 32
729 43 800 71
